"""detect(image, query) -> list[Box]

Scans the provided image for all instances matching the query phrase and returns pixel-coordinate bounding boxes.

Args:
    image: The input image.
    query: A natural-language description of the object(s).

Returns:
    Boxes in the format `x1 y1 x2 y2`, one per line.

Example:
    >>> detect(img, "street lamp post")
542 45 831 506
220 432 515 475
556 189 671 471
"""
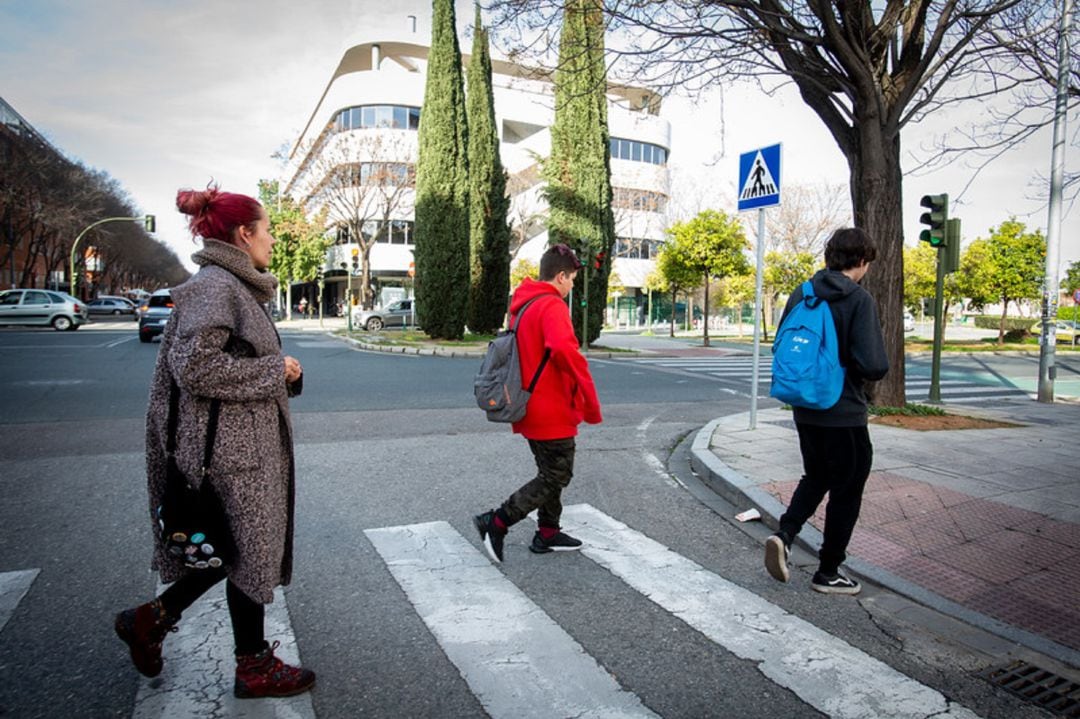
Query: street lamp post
70 215 155 296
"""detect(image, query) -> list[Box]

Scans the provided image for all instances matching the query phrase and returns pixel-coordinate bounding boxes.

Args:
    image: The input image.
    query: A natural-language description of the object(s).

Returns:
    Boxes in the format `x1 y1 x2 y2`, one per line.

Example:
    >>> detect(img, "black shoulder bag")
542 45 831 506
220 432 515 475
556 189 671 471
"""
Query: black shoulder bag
157 381 235 569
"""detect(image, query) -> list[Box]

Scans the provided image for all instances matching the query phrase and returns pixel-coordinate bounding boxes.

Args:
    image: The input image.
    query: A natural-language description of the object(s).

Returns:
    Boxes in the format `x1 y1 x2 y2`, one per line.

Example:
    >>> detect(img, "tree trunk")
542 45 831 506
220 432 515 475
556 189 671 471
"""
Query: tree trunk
998 299 1009 346
849 119 906 408
670 288 677 337
703 275 710 347
361 243 375 309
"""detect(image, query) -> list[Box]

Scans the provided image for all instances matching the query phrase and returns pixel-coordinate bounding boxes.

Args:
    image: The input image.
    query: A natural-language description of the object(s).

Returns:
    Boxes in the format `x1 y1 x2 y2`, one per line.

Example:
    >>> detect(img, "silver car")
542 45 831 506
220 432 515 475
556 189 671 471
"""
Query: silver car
351 298 417 331
87 297 137 317
138 289 173 342
0 289 89 331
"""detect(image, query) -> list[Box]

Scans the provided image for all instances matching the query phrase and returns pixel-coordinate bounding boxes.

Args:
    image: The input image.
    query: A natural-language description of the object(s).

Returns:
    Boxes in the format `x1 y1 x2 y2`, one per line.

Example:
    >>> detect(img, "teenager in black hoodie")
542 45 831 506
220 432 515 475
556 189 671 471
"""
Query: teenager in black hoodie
764 228 889 594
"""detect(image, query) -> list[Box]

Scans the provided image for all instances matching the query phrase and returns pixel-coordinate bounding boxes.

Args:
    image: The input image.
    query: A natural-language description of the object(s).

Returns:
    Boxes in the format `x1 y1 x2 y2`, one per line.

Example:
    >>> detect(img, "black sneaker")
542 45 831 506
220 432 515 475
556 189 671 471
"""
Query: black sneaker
811 570 861 595
529 531 583 554
764 534 790 583
473 511 505 563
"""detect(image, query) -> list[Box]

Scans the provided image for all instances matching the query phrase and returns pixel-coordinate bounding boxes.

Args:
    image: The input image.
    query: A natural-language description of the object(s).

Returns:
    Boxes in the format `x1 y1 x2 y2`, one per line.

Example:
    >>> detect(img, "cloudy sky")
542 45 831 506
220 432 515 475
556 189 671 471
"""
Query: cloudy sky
2 0 1076 276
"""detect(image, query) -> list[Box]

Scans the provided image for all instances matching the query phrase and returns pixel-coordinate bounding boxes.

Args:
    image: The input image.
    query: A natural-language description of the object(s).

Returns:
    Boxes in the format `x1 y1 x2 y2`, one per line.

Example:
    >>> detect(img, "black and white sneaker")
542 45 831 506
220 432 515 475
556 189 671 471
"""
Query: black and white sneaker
764 534 790 583
529 531 583 554
811 570 861 595
473 511 505 563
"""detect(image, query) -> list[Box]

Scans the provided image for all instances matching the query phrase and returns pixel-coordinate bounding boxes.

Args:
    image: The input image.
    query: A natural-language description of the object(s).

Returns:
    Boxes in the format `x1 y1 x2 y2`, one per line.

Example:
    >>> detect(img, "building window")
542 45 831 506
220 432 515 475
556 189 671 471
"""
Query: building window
336 162 416 187
337 221 415 246
333 104 422 132
612 187 668 213
610 137 668 165
615 237 665 260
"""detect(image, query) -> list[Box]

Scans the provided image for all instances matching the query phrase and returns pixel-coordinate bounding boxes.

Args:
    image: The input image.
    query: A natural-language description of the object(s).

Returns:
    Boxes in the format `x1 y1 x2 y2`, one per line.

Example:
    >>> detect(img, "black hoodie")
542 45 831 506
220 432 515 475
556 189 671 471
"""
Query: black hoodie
778 268 889 427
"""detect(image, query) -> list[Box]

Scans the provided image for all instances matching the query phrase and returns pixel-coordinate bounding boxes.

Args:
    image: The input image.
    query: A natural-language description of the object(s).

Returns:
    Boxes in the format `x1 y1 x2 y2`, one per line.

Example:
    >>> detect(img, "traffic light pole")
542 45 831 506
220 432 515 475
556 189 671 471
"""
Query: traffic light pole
69 215 155 296
929 245 947 403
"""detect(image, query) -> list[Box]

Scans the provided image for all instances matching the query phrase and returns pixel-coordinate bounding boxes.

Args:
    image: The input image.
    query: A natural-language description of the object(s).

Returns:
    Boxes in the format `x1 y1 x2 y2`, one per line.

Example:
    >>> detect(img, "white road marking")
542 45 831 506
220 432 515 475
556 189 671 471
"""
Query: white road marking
562 504 981 719
132 584 314 719
0 569 38 633
365 521 658 719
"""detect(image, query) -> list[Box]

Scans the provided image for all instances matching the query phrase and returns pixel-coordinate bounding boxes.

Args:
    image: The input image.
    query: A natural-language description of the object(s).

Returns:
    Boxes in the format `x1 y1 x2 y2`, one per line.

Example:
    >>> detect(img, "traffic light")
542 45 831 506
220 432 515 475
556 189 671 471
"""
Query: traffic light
593 251 605 270
918 194 947 247
144 215 156 233
351 247 359 272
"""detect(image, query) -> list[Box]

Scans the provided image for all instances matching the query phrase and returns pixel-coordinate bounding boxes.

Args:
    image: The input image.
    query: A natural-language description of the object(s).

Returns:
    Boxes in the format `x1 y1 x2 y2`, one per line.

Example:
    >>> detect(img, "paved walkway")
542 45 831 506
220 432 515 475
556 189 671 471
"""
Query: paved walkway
691 399 1080 668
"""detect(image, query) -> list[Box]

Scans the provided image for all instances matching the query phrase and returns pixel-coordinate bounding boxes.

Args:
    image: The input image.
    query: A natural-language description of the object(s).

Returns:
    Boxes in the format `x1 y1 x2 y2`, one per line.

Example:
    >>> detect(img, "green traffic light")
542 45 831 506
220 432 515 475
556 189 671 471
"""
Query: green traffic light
918 194 947 247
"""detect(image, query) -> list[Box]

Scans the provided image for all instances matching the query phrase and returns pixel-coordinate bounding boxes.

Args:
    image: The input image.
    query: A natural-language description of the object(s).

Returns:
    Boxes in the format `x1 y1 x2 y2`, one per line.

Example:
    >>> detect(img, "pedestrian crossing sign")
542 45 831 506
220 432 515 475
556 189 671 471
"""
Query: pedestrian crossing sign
738 144 782 211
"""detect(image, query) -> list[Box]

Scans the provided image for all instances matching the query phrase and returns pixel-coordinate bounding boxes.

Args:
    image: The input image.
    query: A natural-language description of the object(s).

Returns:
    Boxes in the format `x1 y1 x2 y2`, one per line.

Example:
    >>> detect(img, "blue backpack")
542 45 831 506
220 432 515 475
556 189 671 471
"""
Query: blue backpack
769 281 845 410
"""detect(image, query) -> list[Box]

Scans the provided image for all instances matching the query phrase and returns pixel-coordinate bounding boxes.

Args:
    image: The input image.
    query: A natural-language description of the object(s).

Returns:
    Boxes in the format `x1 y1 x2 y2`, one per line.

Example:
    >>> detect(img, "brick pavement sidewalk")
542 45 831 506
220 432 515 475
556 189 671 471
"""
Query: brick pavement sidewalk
698 401 1080 666
761 472 1080 653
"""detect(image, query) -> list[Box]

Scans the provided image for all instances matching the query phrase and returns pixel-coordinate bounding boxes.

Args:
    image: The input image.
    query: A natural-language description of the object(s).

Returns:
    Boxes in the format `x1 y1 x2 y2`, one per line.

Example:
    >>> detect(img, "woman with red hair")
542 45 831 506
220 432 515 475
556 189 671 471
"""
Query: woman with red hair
114 185 315 698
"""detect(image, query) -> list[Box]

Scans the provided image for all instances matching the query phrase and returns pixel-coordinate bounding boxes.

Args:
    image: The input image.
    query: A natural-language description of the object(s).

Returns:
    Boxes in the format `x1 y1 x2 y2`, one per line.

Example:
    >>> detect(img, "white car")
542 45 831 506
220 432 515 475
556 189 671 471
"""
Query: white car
903 312 915 333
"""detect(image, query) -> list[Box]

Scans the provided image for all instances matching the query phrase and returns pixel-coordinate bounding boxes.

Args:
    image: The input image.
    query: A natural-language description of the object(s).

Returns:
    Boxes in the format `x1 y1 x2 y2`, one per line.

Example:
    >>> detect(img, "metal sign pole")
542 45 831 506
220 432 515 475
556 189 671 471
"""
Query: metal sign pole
749 208 766 429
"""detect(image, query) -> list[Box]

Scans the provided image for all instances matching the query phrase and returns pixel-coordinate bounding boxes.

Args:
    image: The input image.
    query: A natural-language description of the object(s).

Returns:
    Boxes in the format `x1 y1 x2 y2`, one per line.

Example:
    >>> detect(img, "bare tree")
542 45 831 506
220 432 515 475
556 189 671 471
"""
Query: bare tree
302 133 416 309
765 182 851 255
915 0 1079 203
485 0 1030 405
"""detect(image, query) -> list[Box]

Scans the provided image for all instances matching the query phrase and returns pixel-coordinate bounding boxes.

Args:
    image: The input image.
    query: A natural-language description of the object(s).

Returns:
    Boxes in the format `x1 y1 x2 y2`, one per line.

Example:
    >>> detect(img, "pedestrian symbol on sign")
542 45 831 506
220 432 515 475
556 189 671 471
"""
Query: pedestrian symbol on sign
737 144 781 212
740 153 778 201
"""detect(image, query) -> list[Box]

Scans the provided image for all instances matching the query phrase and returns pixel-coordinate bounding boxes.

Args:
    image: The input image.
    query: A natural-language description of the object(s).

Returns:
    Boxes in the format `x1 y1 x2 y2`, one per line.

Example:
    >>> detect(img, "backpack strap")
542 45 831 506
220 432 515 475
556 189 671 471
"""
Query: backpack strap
511 296 552 392
801 280 823 309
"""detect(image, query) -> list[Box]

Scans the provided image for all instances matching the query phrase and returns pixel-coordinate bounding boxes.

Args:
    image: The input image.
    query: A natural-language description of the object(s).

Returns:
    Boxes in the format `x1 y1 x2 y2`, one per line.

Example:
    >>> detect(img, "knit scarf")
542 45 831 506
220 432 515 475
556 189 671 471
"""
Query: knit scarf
190 240 278 304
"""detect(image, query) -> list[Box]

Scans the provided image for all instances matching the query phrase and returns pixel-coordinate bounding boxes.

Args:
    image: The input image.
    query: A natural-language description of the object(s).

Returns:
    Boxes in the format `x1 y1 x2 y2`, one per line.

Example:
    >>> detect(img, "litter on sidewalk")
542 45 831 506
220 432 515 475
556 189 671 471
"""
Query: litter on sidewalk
734 508 761 522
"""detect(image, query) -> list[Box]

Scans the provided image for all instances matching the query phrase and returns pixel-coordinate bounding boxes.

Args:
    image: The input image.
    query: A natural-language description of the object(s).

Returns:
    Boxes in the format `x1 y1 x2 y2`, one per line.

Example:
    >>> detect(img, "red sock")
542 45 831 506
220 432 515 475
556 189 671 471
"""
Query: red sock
538 526 559 541
493 514 508 532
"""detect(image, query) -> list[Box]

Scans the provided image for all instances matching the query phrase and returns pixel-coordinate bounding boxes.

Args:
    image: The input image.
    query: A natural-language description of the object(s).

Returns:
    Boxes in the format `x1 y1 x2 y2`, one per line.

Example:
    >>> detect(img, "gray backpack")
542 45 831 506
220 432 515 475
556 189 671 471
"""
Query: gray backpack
473 297 551 423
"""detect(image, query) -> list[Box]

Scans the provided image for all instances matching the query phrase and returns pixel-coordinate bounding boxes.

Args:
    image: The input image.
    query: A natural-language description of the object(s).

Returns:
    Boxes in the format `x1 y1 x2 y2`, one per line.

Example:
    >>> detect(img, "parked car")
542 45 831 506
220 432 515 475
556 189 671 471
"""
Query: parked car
352 298 417 331
903 311 915 333
138 289 173 342
87 297 136 317
1030 319 1080 345
0 289 88 331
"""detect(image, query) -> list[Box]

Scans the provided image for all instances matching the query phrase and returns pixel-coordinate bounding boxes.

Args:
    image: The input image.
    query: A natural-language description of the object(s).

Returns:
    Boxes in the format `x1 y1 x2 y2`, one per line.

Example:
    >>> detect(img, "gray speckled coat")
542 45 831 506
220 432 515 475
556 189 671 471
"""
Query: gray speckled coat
146 240 299 604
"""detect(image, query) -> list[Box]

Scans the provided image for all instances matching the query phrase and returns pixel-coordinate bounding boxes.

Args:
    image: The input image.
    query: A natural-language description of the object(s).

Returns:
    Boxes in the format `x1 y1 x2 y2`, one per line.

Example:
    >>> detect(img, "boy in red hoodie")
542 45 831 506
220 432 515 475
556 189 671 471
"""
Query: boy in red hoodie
474 244 603 563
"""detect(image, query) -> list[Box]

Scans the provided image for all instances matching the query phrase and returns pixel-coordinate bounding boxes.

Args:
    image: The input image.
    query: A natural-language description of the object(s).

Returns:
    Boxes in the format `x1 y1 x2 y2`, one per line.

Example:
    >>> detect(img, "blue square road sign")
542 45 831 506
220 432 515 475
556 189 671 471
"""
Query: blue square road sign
738 144 782 211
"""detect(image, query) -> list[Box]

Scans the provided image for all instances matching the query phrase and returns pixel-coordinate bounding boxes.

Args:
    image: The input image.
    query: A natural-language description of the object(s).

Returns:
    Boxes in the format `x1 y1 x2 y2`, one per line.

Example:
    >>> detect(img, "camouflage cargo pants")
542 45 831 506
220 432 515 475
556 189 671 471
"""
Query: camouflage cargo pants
501 437 576 529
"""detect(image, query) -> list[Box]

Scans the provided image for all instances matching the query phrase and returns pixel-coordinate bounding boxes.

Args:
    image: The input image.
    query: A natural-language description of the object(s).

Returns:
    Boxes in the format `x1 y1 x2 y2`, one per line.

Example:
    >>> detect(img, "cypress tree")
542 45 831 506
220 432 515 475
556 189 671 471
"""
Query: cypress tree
466 6 511 334
415 0 470 339
544 0 614 346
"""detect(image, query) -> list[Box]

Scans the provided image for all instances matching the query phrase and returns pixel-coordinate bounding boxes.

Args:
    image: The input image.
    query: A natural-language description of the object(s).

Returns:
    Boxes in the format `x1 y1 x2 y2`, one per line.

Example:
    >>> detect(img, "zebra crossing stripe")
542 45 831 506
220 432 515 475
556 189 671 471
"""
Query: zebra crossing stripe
561 504 981 719
365 521 658 719
0 569 38 634
132 584 314 719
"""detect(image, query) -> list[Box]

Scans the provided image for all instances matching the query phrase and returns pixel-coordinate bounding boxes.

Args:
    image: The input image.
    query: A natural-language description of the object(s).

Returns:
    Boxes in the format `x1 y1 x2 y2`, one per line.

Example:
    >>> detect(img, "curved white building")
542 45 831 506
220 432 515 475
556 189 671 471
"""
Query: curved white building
283 6 671 321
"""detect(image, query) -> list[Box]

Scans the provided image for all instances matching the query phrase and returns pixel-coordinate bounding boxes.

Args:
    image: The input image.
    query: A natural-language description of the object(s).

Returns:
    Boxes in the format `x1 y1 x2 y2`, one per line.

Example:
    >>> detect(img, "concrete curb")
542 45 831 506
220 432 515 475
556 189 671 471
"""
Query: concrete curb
688 411 1080 669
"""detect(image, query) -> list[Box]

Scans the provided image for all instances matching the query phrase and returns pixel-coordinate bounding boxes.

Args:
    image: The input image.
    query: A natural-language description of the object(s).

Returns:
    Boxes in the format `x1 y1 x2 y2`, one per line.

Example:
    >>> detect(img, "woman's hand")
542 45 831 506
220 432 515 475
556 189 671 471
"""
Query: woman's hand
284 355 303 384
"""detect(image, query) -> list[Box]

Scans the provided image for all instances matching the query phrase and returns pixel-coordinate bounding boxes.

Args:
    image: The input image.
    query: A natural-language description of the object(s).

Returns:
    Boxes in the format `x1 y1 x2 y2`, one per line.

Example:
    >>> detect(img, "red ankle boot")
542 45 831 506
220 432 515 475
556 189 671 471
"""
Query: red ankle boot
234 641 316 698
114 598 179 677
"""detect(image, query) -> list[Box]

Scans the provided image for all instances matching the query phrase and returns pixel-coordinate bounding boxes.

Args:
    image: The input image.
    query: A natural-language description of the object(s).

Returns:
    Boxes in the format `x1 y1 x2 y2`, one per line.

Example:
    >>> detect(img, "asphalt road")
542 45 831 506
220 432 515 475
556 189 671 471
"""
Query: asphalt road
0 327 1047 718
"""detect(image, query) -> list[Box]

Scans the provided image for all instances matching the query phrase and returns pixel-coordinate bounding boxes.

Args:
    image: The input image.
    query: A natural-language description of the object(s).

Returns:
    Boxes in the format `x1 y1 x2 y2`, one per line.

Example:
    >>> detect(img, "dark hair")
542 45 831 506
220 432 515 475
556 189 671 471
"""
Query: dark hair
539 243 583 281
824 228 877 271
176 184 264 246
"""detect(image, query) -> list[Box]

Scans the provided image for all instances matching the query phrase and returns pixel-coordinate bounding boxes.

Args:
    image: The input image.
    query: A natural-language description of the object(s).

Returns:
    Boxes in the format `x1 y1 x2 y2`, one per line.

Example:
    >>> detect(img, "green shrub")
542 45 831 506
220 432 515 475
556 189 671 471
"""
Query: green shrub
869 403 946 417
972 315 1037 331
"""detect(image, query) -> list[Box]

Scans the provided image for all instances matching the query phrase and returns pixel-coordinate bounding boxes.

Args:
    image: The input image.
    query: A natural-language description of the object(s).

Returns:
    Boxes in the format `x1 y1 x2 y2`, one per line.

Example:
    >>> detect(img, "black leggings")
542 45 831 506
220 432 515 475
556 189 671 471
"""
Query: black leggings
158 570 266 655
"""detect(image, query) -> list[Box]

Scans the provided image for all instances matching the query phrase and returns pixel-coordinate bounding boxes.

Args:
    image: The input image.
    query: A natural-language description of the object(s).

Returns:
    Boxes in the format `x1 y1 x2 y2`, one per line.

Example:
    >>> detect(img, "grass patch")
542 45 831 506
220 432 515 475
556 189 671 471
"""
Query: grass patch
869 403 946 417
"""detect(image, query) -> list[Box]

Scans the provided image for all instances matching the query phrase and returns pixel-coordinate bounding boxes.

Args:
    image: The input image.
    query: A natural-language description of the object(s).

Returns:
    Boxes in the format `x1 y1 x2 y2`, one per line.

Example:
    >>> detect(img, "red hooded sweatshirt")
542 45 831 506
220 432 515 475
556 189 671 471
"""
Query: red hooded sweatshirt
508 277 602 440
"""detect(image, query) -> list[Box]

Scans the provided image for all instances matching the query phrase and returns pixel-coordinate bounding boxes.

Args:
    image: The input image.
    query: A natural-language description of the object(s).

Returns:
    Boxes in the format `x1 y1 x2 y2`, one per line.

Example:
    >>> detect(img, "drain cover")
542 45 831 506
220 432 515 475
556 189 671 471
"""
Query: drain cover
982 660 1079 717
